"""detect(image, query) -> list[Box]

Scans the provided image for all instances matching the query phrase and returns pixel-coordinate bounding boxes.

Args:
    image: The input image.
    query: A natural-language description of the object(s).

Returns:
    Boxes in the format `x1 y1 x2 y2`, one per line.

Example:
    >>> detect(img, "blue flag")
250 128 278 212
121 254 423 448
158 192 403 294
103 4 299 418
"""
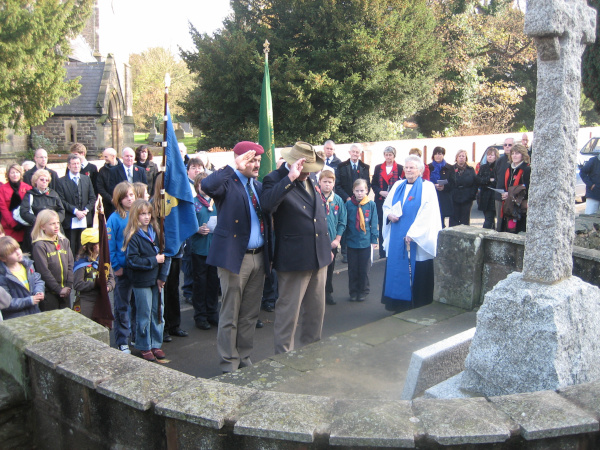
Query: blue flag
163 108 198 256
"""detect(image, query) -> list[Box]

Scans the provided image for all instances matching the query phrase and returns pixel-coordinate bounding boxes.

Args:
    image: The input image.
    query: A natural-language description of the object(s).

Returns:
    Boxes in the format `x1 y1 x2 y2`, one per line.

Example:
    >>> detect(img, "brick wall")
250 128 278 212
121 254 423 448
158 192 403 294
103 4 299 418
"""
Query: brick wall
32 116 100 153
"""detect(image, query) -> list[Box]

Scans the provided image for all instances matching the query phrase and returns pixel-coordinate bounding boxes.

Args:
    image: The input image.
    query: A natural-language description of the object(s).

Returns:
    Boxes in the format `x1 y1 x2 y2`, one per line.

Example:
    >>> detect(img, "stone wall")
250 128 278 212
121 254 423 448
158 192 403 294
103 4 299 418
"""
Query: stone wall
2 309 600 449
434 225 600 309
32 116 100 154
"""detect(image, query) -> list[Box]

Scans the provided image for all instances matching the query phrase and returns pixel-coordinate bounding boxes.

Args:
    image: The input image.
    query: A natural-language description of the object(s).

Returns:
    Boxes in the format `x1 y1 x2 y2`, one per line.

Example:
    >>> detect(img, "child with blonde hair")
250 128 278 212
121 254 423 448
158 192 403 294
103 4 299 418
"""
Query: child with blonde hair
0 236 44 319
31 210 73 311
123 199 169 361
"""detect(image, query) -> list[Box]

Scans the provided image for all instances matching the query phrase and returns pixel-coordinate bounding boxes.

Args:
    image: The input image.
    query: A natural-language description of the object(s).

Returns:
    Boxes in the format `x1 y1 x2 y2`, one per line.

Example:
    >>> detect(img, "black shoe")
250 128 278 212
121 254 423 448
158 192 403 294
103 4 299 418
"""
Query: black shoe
170 328 189 337
256 319 264 328
163 333 173 342
195 320 211 330
208 317 219 326
342 255 348 264
262 303 275 312
326 294 336 305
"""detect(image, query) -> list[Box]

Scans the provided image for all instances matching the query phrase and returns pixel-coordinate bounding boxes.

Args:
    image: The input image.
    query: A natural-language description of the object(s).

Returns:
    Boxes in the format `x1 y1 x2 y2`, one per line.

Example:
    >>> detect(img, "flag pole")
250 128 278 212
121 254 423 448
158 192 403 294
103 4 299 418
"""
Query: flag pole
258 39 276 180
160 73 171 252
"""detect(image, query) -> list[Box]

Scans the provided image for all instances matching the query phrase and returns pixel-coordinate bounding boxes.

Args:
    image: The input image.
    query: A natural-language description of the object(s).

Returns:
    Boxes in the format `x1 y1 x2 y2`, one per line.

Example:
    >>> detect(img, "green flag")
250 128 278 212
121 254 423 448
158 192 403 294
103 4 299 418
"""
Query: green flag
258 51 276 180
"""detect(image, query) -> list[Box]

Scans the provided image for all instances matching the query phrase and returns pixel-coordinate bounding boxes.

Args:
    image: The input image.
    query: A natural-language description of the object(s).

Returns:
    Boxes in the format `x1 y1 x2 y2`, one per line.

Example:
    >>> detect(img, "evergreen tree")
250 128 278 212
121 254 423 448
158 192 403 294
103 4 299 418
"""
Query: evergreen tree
181 0 442 148
0 0 94 137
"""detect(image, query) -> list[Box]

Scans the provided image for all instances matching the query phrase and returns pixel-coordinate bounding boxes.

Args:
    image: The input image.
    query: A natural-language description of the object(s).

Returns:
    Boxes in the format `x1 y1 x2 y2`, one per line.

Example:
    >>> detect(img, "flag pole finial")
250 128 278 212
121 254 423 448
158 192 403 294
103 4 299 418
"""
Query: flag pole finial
263 39 270 59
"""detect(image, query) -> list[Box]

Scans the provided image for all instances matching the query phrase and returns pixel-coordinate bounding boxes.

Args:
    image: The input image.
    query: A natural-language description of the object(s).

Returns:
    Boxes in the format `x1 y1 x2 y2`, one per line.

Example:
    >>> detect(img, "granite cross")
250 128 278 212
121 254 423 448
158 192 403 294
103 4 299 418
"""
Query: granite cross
522 0 596 283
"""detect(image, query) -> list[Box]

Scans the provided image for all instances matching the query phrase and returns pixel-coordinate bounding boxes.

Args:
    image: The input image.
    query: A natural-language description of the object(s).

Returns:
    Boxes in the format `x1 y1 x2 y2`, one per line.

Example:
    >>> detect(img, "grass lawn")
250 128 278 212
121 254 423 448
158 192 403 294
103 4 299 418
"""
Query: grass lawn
134 132 198 149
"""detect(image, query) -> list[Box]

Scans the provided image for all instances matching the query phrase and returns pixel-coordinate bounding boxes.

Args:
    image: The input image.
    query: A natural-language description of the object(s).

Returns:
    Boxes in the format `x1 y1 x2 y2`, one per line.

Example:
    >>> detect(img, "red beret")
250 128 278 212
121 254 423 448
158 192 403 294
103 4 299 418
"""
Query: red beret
232 141 264 156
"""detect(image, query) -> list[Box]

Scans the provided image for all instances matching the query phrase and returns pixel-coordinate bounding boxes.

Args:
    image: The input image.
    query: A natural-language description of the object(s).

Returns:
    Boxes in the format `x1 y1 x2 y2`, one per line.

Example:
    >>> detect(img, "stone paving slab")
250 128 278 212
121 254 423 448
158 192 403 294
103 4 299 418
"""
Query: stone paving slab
234 390 333 443
489 390 599 440
329 399 416 447
341 316 423 346
156 379 257 429
97 363 196 410
268 334 371 372
217 359 303 390
393 302 466 326
413 397 517 445
558 380 600 419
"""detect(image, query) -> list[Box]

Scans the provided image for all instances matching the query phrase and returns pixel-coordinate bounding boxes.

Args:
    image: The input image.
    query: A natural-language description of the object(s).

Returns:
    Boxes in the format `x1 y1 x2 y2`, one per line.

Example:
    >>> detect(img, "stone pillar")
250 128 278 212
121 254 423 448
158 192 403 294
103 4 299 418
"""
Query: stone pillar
521 0 596 283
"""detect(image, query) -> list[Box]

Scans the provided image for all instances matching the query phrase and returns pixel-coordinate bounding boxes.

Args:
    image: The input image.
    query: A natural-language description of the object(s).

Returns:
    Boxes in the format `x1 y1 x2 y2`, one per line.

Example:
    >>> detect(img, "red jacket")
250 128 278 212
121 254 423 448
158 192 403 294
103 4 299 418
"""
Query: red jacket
0 181 32 242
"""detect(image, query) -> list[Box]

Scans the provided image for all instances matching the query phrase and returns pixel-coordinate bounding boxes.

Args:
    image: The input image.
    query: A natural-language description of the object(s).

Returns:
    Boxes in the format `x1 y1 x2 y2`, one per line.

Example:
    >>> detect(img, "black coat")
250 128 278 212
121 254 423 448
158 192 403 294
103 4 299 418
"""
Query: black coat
56 174 96 229
476 162 497 212
66 163 98 195
261 165 331 272
19 188 65 226
335 159 371 201
371 163 403 204
23 167 59 191
428 162 455 217
126 228 169 288
324 155 342 170
452 165 478 204
96 161 119 218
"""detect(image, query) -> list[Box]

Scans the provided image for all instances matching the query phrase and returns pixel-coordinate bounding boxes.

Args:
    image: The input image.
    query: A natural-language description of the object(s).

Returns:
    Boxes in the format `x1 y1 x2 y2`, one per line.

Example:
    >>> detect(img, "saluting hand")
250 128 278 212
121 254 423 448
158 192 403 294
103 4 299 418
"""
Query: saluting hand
288 158 306 182
235 150 256 172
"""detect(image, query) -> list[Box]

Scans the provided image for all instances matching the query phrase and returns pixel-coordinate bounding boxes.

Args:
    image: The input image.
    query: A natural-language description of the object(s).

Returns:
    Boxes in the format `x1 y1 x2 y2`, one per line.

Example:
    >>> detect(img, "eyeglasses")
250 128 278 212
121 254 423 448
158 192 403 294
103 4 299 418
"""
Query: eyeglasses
504 143 513 147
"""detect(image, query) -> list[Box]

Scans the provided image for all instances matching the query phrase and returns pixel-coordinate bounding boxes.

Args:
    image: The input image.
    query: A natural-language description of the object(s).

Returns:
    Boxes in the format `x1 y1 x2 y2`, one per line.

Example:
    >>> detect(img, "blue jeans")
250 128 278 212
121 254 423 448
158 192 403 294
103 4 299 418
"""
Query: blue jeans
133 285 164 351
585 197 600 214
113 269 133 347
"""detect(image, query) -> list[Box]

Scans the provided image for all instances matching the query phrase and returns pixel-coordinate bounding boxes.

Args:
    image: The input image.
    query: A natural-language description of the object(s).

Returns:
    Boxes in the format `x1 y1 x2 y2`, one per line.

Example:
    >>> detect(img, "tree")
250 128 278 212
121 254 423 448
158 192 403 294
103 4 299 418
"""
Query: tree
0 0 94 137
129 47 194 131
181 0 443 149
416 0 536 137
582 0 600 115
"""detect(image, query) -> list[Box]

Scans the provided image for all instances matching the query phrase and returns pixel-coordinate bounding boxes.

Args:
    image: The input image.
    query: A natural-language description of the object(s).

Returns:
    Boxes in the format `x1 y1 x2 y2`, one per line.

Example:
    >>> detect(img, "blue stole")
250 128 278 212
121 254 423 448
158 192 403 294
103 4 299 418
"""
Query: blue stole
384 178 423 302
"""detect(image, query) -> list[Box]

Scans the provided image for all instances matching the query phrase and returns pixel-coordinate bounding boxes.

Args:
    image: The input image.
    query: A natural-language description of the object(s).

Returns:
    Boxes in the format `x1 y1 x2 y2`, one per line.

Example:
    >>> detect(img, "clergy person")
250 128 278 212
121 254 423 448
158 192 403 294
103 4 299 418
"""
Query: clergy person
381 155 441 313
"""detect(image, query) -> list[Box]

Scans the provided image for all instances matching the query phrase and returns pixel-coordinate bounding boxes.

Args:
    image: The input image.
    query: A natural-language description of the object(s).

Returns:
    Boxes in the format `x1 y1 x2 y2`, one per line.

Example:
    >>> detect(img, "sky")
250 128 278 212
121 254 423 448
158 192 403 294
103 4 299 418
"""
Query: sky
99 0 233 61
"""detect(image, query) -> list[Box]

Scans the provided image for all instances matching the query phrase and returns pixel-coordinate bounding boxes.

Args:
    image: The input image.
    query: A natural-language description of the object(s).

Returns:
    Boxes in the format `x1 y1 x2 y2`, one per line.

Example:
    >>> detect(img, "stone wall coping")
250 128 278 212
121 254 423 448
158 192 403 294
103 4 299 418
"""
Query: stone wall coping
12 320 600 448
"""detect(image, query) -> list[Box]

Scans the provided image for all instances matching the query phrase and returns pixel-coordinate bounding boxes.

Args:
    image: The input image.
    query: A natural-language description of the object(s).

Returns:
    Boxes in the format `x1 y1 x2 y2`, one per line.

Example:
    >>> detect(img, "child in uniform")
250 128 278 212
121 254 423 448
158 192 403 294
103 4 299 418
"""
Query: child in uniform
345 179 378 302
73 228 115 321
317 168 346 305
31 209 73 311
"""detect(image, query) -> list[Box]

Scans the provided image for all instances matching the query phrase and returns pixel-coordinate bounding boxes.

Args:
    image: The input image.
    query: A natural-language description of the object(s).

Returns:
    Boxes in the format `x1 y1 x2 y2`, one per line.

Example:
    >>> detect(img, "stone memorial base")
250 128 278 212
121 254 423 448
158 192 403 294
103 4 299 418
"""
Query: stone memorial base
461 272 600 397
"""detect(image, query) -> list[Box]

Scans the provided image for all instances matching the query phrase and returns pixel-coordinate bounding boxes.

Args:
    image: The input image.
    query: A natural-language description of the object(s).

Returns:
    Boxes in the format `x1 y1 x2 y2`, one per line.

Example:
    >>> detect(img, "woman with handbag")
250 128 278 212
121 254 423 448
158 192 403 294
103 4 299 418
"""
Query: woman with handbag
500 144 531 233
0 164 32 245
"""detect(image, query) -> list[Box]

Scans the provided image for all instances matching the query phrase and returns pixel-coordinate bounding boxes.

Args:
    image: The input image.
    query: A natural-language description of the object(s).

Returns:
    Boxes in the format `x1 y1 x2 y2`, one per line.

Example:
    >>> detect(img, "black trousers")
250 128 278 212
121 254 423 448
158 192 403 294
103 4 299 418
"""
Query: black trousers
326 247 338 296
164 257 182 333
347 246 371 298
375 199 386 258
449 201 472 227
192 254 220 323
482 210 496 229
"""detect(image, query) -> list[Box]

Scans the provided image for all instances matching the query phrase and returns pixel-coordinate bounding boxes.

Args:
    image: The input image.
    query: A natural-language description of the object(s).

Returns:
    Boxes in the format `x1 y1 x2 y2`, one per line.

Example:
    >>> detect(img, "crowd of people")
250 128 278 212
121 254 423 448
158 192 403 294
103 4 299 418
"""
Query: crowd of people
0 135 532 372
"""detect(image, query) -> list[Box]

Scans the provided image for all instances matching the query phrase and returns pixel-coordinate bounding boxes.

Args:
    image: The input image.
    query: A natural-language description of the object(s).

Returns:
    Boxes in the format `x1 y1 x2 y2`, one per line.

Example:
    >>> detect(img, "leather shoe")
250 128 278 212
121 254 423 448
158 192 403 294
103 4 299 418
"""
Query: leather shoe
326 294 336 305
208 318 219 326
262 303 275 312
341 255 348 264
256 319 264 328
195 320 211 330
163 333 172 342
170 328 189 337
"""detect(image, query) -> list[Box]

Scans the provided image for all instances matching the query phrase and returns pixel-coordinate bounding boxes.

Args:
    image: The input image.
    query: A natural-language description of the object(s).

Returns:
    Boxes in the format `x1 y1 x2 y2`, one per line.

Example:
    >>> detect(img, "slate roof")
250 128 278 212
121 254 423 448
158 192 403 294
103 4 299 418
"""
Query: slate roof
52 61 105 116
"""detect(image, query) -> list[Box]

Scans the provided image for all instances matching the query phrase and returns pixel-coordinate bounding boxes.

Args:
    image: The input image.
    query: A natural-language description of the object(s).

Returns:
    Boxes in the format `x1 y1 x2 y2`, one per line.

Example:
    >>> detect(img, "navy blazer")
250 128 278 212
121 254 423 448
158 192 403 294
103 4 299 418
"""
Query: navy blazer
260 165 331 272
202 165 270 275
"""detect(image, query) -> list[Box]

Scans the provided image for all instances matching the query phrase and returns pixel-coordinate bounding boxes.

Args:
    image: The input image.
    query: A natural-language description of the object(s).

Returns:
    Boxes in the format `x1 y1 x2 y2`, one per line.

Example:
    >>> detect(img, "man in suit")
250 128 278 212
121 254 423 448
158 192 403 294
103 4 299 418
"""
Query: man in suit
202 141 270 373
109 147 147 188
23 148 59 190
56 154 96 256
335 143 371 263
68 143 98 194
96 148 120 218
261 141 331 354
323 140 342 170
